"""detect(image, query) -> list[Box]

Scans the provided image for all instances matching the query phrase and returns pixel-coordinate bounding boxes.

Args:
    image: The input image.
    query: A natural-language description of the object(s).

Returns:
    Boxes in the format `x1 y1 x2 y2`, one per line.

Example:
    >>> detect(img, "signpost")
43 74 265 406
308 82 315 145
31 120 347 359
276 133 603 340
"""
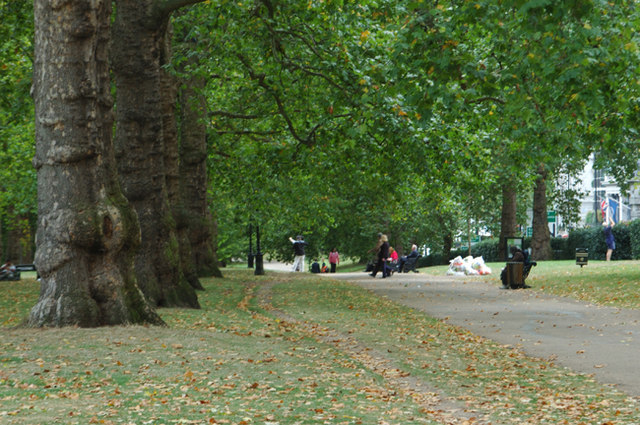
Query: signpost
576 248 588 268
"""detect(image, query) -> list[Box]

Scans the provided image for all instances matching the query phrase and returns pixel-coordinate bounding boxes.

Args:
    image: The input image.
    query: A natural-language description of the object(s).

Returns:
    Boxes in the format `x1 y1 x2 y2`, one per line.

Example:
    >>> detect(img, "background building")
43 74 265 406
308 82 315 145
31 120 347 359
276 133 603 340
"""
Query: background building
573 155 637 227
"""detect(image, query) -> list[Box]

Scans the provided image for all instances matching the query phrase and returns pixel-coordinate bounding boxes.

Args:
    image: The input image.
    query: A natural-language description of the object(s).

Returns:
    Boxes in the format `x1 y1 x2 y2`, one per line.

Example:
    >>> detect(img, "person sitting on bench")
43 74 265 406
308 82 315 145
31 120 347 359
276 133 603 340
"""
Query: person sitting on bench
501 245 534 289
399 244 419 273
0 260 16 280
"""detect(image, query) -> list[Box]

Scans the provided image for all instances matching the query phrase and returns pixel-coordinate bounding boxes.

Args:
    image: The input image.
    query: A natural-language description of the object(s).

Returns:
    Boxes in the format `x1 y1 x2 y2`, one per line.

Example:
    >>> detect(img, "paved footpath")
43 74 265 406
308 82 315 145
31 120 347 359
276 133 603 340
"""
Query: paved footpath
321 271 640 398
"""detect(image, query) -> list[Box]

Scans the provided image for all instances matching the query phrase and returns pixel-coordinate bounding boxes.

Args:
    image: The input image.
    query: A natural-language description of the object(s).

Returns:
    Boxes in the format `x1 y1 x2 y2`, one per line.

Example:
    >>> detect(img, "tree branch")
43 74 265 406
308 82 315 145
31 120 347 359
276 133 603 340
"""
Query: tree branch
216 130 279 136
236 53 317 147
154 0 205 18
209 110 262 120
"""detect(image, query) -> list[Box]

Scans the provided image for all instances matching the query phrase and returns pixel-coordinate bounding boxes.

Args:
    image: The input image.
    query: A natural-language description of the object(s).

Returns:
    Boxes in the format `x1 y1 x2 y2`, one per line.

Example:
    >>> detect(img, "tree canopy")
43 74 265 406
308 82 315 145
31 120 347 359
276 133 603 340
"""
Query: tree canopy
167 0 640 262
3 0 640 276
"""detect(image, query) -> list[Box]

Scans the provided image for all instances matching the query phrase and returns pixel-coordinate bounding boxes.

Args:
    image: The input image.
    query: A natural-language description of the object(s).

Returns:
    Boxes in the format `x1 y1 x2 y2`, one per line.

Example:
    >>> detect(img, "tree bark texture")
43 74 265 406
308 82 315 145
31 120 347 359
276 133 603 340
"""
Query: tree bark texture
179 71 222 278
29 0 163 327
112 0 199 308
160 23 203 290
531 165 553 260
498 183 518 261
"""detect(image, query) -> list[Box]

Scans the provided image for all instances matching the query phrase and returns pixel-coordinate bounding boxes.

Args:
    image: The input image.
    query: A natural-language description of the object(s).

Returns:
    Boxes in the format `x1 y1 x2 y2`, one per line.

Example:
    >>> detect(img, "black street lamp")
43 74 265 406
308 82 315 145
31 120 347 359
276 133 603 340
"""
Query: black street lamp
248 223 254 268
254 224 264 275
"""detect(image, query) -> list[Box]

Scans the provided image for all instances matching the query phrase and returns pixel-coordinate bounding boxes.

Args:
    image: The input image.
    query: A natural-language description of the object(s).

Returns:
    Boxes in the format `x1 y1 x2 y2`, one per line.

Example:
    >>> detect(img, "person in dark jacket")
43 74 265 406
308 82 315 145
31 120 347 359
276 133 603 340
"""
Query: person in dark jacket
370 234 390 278
289 235 307 272
501 245 527 289
509 245 525 263
399 244 419 272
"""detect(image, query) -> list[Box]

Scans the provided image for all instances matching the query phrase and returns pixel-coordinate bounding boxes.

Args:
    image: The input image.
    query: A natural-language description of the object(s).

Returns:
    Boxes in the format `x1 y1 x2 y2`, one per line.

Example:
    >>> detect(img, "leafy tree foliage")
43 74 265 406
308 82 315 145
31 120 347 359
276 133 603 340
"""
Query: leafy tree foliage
6 0 640 276
0 1 36 260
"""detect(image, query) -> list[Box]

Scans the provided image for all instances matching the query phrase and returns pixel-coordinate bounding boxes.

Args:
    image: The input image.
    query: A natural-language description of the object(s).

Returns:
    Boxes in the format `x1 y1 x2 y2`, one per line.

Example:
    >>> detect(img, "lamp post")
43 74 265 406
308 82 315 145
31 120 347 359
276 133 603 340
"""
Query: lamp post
254 224 264 275
247 223 254 268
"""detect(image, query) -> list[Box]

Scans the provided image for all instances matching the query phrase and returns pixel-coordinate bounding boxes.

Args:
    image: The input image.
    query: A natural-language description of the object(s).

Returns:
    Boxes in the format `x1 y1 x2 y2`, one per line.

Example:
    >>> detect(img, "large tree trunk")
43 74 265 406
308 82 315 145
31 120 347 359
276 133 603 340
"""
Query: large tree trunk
498 183 518 261
29 0 163 327
160 23 204 290
179 68 222 278
112 0 199 308
531 165 553 260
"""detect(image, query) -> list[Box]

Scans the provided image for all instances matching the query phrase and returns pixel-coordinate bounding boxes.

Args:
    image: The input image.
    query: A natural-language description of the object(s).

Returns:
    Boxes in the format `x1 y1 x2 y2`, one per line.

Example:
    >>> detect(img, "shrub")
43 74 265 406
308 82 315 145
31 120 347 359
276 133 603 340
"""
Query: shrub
418 253 446 267
629 220 640 259
565 223 631 261
422 219 640 267
469 239 500 262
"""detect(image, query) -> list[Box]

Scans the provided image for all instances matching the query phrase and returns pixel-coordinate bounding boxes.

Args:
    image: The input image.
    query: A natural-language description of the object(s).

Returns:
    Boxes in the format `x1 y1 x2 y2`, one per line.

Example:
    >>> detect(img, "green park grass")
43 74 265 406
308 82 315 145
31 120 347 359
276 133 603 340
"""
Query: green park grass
421 259 640 310
1 263 639 424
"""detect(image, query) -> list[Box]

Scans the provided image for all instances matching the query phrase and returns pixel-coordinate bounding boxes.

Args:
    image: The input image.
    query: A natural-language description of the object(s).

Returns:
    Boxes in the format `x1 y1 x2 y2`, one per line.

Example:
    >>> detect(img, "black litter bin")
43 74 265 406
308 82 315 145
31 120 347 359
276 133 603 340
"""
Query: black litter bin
505 262 524 289
576 248 588 267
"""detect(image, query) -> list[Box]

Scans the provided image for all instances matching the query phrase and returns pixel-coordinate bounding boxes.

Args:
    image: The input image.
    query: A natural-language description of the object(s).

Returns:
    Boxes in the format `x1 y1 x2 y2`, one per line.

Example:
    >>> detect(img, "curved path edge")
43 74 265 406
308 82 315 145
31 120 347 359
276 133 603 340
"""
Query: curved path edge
327 271 640 398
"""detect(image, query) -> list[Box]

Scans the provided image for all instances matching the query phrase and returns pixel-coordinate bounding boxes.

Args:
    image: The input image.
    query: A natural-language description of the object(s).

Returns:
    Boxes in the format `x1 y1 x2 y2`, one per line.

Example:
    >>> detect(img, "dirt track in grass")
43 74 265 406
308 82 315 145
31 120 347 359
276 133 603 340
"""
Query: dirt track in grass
256 279 492 424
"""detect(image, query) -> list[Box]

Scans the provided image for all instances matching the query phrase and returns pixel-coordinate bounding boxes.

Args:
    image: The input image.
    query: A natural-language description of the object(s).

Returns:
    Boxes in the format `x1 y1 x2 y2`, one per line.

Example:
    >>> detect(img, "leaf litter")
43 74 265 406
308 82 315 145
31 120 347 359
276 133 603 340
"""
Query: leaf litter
0 270 638 424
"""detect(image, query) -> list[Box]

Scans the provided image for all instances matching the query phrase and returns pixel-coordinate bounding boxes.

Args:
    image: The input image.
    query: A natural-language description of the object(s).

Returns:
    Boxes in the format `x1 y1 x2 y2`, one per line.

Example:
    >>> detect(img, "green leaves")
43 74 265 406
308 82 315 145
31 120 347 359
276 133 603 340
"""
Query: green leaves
0 1 36 226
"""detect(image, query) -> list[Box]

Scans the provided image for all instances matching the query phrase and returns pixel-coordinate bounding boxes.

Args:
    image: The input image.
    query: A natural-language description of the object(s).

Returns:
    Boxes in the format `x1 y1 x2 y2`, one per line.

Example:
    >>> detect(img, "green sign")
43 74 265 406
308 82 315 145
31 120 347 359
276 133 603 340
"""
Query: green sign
547 211 556 223
526 227 533 237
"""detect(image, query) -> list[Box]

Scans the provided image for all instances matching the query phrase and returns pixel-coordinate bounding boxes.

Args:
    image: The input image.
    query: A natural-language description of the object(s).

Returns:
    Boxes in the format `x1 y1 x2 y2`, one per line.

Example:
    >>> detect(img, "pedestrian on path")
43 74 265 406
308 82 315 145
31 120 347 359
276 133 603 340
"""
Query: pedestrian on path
370 234 390 278
328 248 339 273
289 235 307 272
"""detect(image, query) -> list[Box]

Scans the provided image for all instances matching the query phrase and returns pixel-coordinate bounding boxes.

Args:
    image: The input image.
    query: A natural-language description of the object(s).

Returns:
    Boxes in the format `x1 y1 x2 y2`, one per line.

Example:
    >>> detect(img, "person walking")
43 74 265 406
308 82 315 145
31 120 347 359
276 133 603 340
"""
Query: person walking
370 234 390 278
328 248 339 273
289 235 307 272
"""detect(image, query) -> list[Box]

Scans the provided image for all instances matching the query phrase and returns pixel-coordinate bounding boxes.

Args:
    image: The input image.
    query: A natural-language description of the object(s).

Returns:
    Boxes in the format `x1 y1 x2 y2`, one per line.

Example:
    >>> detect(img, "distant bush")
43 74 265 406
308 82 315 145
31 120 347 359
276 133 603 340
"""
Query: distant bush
420 219 640 266
566 223 631 261
629 220 640 259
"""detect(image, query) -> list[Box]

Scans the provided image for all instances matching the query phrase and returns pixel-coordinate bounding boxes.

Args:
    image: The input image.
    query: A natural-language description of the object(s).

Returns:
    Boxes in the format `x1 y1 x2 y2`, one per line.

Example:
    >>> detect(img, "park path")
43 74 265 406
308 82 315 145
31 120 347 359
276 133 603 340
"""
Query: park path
321 270 640 398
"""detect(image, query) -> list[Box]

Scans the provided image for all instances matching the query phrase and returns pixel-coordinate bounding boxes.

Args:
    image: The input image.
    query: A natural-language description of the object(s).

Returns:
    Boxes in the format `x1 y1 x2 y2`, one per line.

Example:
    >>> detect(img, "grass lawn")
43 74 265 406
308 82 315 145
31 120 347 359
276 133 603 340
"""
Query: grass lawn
420 259 640 310
1 263 639 424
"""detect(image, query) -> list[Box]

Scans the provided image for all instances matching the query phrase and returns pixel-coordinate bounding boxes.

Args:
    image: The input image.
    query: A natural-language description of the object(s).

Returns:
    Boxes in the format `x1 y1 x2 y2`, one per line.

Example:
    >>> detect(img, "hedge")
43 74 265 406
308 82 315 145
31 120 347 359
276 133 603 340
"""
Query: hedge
423 219 640 266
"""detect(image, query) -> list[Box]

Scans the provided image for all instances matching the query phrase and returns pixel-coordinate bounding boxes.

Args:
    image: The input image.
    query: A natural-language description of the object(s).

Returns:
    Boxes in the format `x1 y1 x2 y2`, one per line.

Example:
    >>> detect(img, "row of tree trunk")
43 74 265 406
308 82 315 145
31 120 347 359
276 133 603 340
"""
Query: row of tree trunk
29 0 218 327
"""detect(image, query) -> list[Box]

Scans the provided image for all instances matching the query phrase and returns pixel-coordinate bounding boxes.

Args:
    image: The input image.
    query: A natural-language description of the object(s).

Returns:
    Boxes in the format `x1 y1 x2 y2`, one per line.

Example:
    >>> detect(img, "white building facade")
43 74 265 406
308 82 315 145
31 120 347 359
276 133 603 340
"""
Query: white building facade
570 155 639 227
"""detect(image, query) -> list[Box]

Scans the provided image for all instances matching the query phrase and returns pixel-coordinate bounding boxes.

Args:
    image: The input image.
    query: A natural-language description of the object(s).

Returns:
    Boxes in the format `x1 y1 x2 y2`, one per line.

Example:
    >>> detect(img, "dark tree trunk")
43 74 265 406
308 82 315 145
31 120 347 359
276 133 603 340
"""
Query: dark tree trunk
442 232 453 265
29 0 163 327
531 165 553 260
160 23 204 290
2 213 35 264
498 183 518 261
112 0 199 308
179 68 222 278
6 216 35 264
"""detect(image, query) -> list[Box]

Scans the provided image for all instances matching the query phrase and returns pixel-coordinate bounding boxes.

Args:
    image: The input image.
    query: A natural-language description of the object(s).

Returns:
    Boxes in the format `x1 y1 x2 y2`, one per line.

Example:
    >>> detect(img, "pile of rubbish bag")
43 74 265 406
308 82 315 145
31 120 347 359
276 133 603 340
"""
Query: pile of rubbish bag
446 255 492 276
